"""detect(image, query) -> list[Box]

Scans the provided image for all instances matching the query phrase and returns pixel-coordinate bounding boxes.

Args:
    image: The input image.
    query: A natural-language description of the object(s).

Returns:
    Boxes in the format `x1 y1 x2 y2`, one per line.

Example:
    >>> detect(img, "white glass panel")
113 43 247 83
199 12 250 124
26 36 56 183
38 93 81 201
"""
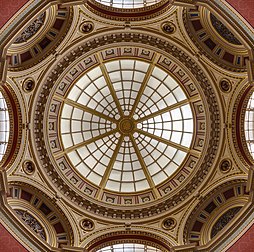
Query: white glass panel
121 183 134 192
106 180 120 191
87 172 102 185
67 85 82 101
62 104 73 118
61 134 73 148
61 119 70 133
68 151 81 166
76 162 91 177
135 180 149 191
152 172 167 185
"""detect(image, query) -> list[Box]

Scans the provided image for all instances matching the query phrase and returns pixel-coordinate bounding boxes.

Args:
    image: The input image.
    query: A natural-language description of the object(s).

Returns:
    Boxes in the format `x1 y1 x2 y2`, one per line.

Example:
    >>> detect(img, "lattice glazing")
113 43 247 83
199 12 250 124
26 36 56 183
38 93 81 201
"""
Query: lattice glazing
97 243 162 252
60 59 194 193
95 0 161 8
0 91 10 162
245 92 254 158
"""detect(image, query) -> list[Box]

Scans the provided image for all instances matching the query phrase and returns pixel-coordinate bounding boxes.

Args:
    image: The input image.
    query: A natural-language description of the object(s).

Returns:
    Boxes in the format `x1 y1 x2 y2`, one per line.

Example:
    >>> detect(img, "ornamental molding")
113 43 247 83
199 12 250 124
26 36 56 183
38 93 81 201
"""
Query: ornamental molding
7 5 73 72
0 85 23 169
182 179 248 243
182 6 248 72
32 32 220 220
83 228 174 251
8 182 75 246
85 0 172 21
231 84 253 166
0 210 49 252
14 12 46 44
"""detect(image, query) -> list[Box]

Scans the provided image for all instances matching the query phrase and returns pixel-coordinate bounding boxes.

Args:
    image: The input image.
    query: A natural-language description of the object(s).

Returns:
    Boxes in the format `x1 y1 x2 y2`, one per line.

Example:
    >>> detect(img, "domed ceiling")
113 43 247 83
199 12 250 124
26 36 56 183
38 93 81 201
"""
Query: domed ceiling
59 59 194 193
0 0 254 251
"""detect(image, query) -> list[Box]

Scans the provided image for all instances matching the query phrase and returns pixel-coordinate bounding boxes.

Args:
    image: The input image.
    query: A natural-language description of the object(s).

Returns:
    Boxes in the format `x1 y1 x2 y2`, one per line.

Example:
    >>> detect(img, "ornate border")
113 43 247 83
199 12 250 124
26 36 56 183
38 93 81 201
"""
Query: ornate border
232 85 253 166
183 179 248 244
0 85 22 169
32 32 220 220
8 182 75 246
86 230 171 251
182 6 248 72
7 5 73 72
46 47 205 205
85 0 172 21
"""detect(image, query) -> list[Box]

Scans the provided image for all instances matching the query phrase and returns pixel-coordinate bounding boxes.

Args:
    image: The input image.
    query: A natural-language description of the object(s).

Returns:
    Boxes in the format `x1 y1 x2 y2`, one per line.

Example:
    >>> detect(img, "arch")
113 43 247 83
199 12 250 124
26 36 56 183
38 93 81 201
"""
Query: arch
7 183 75 248
183 180 249 246
84 229 174 252
0 84 21 168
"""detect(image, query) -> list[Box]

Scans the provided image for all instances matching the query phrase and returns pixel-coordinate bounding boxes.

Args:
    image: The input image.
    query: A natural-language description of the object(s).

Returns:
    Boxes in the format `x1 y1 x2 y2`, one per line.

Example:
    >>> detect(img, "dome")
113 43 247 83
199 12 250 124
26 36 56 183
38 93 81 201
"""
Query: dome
60 59 193 193
1 0 254 251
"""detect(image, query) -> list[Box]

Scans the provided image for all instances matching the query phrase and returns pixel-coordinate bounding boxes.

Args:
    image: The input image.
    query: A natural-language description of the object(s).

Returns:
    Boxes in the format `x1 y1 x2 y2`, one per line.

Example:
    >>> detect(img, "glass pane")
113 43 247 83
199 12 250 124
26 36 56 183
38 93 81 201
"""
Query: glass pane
97 243 162 252
245 92 254 158
95 0 161 8
0 91 10 162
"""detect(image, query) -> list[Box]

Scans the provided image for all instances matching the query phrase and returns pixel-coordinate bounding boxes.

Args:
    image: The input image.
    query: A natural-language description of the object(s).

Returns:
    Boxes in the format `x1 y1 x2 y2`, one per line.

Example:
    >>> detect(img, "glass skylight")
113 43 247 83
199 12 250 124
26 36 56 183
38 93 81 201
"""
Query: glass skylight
95 0 161 8
60 59 194 193
0 91 10 163
97 243 162 252
245 92 254 158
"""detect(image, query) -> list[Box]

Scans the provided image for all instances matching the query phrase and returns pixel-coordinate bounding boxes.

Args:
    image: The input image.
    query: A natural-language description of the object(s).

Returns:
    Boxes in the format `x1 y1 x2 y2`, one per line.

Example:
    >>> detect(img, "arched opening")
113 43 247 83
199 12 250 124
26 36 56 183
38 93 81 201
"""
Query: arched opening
0 89 10 163
96 243 162 251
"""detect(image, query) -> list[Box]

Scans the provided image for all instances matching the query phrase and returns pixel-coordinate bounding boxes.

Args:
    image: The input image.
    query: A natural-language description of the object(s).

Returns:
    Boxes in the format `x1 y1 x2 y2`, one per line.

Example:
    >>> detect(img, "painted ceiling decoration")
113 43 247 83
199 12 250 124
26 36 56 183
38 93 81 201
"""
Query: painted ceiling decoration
0 0 254 252
183 6 248 72
14 12 46 44
7 5 73 70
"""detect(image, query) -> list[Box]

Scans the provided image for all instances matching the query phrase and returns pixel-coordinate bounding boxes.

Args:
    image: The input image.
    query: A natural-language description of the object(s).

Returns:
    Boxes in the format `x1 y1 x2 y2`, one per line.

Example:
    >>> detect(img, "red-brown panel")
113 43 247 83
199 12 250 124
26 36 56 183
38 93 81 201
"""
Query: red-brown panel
227 223 254 252
226 0 254 27
0 223 28 252
0 0 28 28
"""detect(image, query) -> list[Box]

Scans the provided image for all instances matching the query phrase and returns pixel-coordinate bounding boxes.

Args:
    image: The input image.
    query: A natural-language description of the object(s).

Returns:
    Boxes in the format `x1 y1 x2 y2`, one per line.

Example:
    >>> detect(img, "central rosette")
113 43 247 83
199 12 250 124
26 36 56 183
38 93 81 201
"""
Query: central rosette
119 118 135 134
60 59 194 193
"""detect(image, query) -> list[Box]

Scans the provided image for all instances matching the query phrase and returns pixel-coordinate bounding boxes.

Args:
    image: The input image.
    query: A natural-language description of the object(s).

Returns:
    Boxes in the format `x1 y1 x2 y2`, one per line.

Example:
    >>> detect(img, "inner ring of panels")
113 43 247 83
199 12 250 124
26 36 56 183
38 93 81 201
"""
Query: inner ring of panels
60 59 194 193
94 0 161 8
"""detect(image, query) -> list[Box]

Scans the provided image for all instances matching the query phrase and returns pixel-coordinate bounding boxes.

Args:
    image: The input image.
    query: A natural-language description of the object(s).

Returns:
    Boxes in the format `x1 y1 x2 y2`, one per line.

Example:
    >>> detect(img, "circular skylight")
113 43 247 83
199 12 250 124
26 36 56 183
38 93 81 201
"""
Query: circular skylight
95 0 161 8
245 91 254 158
0 91 10 163
97 243 162 251
60 59 193 193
